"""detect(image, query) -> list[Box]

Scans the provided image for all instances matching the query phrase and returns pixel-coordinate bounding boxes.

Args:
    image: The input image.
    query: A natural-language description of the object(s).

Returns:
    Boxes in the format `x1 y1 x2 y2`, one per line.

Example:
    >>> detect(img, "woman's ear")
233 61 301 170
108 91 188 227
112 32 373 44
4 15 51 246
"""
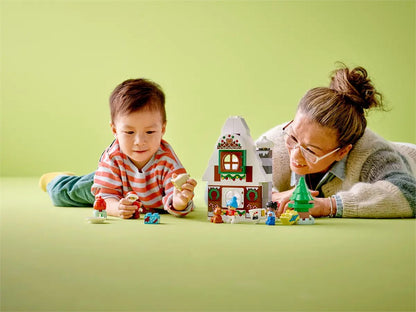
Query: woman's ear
336 144 352 161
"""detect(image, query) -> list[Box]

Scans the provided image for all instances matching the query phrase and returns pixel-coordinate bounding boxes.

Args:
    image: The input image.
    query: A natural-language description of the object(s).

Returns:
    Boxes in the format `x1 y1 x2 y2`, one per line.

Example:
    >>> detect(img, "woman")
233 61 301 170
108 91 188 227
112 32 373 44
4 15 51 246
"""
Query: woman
261 65 416 218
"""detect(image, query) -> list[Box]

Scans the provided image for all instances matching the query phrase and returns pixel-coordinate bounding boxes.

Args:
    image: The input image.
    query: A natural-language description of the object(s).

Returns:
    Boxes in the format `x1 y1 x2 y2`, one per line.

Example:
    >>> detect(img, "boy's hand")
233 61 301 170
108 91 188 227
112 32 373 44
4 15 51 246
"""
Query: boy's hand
118 198 138 219
172 173 197 211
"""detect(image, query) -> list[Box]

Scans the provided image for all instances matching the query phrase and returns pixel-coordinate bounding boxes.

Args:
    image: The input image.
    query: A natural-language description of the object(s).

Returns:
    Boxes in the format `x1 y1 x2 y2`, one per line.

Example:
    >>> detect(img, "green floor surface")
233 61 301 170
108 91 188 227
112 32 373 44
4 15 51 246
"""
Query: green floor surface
1 177 415 312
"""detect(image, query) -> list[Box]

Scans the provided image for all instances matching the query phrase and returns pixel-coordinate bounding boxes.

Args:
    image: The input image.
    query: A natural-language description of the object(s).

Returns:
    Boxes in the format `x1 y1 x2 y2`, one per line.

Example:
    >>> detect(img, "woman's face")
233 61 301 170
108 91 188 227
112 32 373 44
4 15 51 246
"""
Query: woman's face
285 112 349 175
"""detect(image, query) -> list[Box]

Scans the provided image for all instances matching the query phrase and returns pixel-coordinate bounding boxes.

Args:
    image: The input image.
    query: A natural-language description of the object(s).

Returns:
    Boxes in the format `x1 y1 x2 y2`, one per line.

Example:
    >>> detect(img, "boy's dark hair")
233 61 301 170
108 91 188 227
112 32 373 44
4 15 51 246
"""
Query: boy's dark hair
109 78 166 123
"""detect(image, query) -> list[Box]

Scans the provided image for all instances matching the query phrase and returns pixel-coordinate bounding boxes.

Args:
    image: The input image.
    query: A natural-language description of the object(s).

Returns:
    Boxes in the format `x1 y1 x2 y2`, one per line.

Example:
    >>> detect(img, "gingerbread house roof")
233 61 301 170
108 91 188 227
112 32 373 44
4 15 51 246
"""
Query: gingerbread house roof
202 116 271 185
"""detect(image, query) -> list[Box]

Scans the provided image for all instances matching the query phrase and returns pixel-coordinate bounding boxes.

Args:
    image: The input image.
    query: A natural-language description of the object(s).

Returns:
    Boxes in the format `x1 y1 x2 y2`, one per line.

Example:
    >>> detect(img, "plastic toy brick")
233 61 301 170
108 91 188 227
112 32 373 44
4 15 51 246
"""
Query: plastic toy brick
288 176 314 212
93 210 107 219
288 176 314 224
280 209 299 225
171 173 190 191
248 208 267 224
144 213 160 224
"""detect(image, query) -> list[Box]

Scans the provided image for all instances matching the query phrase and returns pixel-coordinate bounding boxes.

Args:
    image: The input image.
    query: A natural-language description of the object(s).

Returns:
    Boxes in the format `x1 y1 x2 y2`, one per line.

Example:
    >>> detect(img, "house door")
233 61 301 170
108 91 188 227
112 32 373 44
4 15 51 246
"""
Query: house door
221 187 244 208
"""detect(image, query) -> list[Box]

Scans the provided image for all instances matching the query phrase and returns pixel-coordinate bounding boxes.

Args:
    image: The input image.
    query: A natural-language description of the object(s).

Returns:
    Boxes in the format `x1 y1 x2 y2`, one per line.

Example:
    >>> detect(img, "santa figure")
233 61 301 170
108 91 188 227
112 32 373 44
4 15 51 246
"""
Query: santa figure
125 191 143 219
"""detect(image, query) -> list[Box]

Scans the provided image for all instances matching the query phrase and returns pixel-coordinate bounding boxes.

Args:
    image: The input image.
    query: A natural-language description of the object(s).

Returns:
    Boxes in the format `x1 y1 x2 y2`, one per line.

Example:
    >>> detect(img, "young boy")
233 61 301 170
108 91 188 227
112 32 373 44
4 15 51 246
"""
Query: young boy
40 78 196 218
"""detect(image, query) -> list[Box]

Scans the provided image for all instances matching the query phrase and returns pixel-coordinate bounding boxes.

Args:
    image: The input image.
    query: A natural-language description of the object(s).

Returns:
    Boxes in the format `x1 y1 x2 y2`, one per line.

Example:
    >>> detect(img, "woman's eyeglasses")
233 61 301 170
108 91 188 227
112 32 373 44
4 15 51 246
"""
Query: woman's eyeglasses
282 120 340 164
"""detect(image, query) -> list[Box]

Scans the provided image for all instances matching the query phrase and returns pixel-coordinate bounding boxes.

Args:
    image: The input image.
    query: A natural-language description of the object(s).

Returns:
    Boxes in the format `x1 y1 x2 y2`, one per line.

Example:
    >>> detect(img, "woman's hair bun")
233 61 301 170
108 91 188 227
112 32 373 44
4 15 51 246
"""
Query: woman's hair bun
329 63 384 111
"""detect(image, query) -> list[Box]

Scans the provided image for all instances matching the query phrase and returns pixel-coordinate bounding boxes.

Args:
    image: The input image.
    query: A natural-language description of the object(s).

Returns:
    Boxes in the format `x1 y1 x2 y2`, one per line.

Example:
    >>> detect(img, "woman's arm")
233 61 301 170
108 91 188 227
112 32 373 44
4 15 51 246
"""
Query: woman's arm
339 149 416 218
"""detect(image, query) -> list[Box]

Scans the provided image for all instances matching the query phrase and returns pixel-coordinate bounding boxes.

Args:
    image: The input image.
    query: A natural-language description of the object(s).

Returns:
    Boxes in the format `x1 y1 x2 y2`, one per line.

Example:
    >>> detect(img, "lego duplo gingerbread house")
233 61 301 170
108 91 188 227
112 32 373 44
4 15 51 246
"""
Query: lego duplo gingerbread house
203 116 274 219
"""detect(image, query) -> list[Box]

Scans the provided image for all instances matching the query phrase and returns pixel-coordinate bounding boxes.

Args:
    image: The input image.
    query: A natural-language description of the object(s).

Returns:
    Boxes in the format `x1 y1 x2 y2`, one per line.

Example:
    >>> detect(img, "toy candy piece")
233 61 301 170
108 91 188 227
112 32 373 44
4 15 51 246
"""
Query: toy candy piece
171 173 190 190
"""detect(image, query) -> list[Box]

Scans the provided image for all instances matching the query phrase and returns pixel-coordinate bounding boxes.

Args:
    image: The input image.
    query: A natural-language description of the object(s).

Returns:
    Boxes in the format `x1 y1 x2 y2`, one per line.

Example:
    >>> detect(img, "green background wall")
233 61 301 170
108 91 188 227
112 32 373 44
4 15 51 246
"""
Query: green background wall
1 0 415 178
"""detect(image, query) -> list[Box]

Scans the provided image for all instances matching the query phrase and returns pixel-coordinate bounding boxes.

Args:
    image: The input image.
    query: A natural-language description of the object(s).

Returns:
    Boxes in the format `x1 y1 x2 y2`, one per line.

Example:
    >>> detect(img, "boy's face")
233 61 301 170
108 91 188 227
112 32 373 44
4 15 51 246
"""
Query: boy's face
111 109 166 170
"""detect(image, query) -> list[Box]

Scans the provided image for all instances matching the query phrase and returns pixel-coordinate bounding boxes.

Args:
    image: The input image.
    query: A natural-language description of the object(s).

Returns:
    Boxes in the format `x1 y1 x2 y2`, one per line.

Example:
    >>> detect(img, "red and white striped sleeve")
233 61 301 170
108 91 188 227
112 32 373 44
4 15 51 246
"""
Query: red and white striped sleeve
159 141 194 216
91 146 124 200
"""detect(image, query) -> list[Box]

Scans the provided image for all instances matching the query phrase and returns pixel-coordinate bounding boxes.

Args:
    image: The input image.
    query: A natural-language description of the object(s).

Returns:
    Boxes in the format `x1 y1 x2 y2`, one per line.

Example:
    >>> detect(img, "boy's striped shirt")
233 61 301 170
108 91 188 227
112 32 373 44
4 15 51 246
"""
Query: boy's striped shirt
91 139 193 217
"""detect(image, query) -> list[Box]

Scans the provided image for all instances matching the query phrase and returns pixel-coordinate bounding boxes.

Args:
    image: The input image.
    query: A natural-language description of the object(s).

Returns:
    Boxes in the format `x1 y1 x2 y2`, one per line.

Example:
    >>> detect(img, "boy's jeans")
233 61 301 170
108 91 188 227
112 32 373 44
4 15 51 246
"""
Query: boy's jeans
47 172 95 207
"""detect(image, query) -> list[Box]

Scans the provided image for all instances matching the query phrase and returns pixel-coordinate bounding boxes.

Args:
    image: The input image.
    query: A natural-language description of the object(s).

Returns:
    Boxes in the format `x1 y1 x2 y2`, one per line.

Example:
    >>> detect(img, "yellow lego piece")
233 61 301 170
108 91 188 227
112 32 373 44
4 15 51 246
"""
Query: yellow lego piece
280 209 299 225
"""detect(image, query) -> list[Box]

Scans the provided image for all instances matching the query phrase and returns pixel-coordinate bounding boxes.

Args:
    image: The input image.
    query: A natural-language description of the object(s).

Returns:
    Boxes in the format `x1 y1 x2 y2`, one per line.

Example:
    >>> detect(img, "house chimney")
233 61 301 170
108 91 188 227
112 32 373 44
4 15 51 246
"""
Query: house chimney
256 136 274 174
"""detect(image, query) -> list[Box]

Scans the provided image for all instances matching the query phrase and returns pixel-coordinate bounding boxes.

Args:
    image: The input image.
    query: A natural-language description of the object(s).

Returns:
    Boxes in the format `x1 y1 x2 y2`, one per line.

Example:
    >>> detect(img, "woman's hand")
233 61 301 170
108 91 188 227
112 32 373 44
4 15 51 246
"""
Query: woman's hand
309 197 335 217
272 188 319 217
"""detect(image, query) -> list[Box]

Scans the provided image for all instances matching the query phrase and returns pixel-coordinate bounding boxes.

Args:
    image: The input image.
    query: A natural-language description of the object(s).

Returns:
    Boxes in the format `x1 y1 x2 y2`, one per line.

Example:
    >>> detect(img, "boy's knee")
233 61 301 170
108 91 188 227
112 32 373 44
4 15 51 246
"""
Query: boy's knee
47 185 69 207
46 175 94 207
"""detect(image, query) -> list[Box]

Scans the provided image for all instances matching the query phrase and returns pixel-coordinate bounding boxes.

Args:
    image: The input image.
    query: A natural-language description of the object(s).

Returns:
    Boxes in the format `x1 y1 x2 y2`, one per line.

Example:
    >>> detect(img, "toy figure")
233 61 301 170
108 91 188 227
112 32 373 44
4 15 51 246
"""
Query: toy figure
226 196 239 209
226 207 237 224
265 210 276 225
144 212 160 224
265 201 277 225
87 195 107 223
210 206 224 223
266 201 278 211
93 195 107 219
226 196 240 223
288 177 315 225
125 191 143 219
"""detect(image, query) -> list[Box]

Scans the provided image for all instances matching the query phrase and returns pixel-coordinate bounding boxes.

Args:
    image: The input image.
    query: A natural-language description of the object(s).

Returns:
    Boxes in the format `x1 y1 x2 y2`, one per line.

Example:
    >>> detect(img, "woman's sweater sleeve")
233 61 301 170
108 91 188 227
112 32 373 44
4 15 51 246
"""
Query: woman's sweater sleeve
338 148 416 218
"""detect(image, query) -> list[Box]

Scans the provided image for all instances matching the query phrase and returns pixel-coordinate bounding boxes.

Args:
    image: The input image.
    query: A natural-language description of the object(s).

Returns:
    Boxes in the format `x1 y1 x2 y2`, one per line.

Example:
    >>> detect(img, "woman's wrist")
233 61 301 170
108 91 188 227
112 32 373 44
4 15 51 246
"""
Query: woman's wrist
328 196 337 217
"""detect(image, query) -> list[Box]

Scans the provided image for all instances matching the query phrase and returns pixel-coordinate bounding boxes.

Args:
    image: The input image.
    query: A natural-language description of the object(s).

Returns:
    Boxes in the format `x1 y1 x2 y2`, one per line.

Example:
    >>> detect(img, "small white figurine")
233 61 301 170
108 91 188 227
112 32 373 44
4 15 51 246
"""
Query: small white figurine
171 173 190 191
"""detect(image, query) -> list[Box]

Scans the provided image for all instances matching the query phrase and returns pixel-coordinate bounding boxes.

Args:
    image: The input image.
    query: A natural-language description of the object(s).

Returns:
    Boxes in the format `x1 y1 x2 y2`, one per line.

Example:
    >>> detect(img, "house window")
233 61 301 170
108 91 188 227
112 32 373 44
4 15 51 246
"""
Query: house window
219 151 245 173
223 154 239 170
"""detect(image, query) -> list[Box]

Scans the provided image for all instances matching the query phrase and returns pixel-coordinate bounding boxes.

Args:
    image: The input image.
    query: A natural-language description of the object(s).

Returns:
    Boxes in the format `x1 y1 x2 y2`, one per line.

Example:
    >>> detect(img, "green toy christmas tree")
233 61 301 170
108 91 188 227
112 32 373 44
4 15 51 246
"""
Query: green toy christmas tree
288 176 314 213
